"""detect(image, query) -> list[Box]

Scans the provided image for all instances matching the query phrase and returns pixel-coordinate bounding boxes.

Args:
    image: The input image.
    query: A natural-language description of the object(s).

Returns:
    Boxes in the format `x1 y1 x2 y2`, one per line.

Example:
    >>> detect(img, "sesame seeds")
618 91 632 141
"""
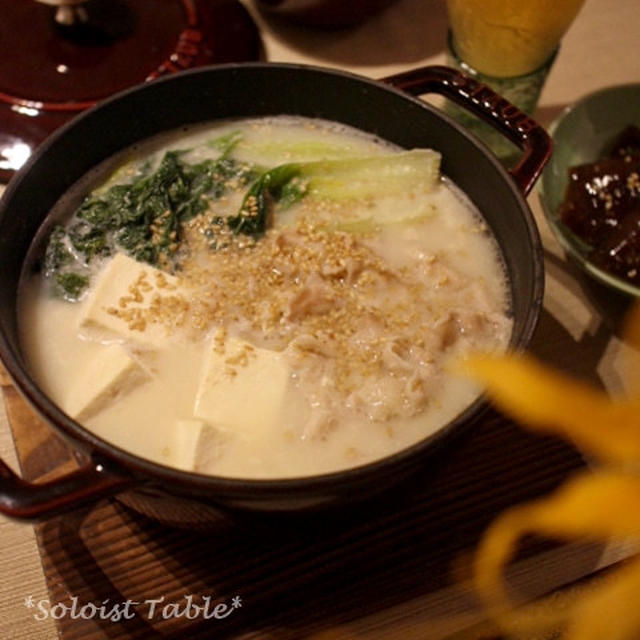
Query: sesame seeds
150 210 172 247
243 195 260 219
120 211 459 405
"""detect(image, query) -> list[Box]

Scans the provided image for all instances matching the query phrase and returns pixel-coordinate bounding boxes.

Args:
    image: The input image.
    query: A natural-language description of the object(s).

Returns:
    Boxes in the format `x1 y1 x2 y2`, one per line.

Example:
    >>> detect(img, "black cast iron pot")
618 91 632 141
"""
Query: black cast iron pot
0 63 549 524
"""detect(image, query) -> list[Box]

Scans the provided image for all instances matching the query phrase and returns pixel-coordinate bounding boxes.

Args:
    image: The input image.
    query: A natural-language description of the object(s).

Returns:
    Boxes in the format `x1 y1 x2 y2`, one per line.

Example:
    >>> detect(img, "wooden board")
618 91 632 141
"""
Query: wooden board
0 354 593 640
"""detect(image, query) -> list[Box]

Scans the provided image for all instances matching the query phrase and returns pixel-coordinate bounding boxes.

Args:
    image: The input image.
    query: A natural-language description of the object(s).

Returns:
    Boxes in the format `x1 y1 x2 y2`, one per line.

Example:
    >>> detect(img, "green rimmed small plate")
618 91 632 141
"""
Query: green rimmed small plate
539 83 640 297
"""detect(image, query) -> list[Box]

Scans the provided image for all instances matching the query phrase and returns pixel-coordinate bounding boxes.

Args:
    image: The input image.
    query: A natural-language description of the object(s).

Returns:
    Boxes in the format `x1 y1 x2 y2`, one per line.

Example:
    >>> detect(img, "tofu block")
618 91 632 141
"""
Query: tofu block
62 343 150 422
78 252 183 347
194 334 291 441
172 419 230 473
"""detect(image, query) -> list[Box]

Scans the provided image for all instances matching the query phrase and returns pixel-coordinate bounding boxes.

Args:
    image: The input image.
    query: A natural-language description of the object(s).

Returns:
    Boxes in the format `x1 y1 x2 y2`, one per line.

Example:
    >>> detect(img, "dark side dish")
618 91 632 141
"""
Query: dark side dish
559 125 640 286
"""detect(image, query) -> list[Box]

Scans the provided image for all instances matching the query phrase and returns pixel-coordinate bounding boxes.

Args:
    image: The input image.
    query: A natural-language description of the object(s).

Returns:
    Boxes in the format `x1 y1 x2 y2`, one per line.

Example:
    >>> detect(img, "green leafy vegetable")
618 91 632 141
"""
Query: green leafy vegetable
68 220 112 261
54 272 90 301
229 149 441 237
295 149 441 200
226 164 307 237
43 137 256 298
44 225 73 274
74 143 255 261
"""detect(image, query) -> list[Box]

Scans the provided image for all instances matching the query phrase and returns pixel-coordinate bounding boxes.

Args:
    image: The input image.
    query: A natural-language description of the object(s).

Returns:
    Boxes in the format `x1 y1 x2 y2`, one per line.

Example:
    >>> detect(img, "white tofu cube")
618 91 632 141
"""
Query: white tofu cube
78 252 183 347
171 418 230 473
62 343 150 421
194 334 291 441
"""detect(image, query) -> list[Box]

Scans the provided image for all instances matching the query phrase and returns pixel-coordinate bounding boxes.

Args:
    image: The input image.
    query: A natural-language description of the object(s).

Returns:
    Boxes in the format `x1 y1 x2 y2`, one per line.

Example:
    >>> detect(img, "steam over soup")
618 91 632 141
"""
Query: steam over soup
19 117 512 478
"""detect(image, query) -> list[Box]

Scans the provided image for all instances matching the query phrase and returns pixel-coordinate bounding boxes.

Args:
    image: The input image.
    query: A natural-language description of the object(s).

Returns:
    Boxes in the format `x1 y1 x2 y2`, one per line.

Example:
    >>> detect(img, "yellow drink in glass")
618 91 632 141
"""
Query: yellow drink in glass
446 0 585 77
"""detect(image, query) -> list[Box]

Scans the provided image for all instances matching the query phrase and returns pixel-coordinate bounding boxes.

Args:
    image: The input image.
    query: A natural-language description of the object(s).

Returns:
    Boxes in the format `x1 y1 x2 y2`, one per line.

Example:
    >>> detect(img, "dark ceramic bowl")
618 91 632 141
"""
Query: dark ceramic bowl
0 63 549 524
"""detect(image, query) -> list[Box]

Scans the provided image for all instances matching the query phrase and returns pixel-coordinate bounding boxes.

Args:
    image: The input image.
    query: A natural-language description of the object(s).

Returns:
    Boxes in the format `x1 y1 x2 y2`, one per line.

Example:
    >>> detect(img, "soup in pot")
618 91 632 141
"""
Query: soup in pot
19 116 512 478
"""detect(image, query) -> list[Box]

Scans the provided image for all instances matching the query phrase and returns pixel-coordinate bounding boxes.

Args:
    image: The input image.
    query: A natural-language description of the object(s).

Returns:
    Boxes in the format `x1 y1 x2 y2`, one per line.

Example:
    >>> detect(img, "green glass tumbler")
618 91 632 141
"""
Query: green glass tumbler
444 30 557 163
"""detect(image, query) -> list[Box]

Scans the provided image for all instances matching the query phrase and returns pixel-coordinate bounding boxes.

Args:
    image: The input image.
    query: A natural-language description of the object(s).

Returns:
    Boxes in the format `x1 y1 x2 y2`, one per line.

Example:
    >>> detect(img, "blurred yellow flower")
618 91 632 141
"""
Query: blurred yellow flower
466 303 640 640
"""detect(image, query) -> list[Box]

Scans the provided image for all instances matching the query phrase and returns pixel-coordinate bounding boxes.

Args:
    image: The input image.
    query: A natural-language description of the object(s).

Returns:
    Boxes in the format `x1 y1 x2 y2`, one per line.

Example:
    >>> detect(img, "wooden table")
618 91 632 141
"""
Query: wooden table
1 1 639 638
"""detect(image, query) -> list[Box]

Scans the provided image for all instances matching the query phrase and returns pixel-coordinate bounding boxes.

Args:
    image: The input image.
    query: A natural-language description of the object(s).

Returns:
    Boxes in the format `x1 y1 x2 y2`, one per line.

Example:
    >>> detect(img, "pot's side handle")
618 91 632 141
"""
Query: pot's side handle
0 455 137 521
381 65 552 196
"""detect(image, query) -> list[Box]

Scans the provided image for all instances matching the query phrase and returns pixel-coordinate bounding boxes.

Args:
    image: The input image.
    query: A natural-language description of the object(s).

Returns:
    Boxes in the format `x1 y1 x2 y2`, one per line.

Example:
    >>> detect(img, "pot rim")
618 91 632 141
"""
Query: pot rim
0 61 544 498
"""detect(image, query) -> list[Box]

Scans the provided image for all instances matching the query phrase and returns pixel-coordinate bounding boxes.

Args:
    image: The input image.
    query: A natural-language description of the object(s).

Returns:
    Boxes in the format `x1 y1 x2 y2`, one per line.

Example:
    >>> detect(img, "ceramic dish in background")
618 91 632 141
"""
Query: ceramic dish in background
539 83 640 297
253 0 400 27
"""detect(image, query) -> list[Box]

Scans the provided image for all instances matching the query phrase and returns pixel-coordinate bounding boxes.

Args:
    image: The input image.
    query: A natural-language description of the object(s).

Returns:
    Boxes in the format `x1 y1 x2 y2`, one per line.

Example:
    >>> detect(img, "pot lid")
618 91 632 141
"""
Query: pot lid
0 0 261 183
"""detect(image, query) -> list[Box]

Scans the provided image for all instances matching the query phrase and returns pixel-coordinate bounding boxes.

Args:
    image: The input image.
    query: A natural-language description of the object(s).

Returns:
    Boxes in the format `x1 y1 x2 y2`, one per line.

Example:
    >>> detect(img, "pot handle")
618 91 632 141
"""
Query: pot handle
0 454 137 521
381 65 552 196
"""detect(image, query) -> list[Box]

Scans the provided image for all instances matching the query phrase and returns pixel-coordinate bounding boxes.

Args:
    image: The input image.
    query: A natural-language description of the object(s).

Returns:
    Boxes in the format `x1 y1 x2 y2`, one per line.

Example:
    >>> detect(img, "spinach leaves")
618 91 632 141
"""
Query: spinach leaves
43 134 255 301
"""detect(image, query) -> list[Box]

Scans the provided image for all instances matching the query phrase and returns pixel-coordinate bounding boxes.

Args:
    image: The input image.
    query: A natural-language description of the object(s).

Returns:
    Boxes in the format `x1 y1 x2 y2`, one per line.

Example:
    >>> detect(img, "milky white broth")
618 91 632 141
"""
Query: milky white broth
19 116 512 479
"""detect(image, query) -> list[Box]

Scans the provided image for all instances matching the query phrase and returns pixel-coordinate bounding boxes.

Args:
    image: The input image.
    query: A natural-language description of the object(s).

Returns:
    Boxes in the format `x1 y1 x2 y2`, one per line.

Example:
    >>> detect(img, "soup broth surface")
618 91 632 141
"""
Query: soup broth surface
20 117 512 478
